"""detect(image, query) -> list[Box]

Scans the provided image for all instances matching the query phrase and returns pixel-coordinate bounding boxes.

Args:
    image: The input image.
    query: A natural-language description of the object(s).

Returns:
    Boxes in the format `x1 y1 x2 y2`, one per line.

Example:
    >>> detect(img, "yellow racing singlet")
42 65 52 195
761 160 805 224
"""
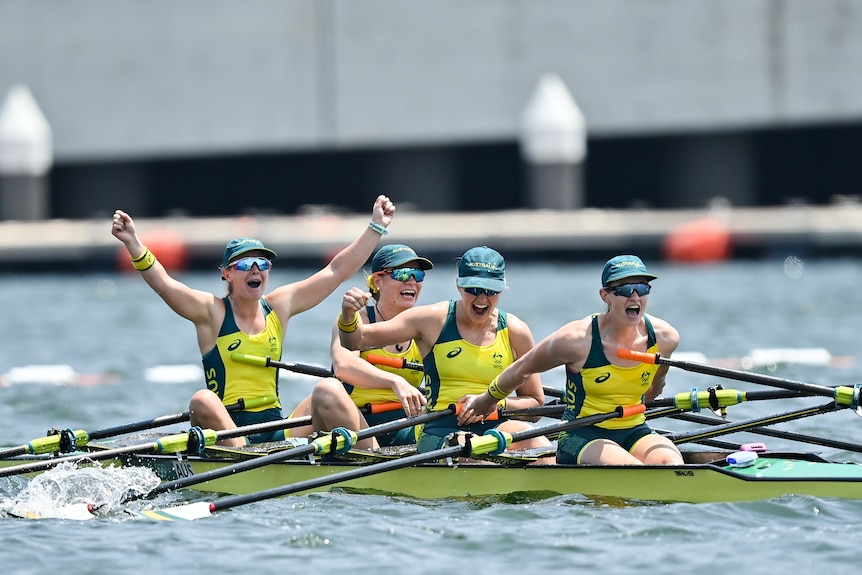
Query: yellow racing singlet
422 300 513 411
202 297 283 412
563 314 658 429
344 306 425 406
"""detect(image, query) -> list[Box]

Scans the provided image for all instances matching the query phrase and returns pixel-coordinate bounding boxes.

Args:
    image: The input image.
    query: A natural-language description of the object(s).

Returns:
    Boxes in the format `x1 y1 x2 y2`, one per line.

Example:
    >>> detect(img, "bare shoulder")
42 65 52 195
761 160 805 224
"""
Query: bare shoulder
556 316 594 348
502 310 534 335
537 315 595 368
264 281 300 318
645 313 680 350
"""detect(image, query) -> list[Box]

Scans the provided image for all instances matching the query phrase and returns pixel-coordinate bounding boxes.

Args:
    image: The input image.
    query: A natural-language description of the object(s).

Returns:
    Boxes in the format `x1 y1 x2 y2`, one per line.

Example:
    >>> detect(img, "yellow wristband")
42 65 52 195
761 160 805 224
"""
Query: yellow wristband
337 312 359 333
130 248 157 271
497 398 507 410
487 377 509 401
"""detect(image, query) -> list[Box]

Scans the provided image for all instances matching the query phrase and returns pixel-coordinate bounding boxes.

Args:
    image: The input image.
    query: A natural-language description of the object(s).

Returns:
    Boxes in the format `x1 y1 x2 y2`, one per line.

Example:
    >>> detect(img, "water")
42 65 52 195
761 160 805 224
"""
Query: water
1 256 861 575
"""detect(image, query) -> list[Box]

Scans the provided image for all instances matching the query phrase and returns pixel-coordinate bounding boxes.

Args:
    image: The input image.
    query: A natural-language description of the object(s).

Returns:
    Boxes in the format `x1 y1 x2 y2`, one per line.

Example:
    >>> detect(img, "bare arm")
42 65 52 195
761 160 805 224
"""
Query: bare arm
457 318 590 422
328 318 426 414
338 288 446 357
266 195 395 320
112 210 220 348
643 315 680 402
497 313 544 413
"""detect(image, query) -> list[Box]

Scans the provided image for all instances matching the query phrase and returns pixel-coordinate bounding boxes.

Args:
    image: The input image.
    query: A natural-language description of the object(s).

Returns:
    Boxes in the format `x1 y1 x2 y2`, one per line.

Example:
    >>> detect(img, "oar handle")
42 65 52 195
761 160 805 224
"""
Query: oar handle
360 402 403 414
453 402 499 421
365 354 423 371
617 349 656 364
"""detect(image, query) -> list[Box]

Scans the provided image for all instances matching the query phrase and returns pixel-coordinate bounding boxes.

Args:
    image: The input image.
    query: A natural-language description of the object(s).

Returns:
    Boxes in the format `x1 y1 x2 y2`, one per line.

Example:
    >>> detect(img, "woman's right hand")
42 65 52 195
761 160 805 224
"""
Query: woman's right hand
341 287 371 319
111 209 138 245
391 377 428 417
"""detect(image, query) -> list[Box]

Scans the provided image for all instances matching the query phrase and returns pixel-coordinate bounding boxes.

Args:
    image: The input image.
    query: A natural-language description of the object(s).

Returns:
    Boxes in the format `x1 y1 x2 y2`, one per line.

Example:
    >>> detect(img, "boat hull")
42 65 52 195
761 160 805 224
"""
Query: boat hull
131 451 862 504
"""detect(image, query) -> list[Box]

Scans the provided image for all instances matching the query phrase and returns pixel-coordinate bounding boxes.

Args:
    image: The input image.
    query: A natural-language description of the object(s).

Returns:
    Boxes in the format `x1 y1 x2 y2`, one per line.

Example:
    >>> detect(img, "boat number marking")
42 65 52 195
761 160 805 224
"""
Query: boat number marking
172 461 195 478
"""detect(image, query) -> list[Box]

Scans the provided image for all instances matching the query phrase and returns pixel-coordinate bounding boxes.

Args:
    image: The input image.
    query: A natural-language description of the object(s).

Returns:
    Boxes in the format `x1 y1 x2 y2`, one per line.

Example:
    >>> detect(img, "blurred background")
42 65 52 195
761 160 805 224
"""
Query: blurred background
1 0 861 268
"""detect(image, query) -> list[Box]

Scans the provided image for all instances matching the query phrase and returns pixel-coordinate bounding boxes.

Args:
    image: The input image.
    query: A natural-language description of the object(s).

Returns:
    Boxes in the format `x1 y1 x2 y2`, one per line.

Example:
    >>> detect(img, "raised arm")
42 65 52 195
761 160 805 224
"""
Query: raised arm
111 209 217 327
267 195 396 319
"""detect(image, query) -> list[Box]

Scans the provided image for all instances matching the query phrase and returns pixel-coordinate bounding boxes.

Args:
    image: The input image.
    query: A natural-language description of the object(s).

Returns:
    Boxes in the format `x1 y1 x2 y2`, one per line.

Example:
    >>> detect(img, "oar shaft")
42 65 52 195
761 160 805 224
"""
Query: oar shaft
619 349 839 399
667 402 839 444
0 396 276 459
670 411 862 454
0 415 311 479
87 396 269 442
232 352 425 379
139 409 455 498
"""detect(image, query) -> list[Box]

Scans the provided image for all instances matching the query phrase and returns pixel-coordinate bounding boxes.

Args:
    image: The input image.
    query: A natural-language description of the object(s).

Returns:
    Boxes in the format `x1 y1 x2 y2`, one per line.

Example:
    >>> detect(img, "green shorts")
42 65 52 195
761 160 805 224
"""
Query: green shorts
364 409 417 447
416 414 504 453
557 423 654 464
230 407 286 444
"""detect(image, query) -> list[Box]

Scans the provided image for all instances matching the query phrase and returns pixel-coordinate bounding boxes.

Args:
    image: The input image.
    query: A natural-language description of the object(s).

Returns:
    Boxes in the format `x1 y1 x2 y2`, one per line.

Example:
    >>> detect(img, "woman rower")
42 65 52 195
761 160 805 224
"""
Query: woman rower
458 255 684 465
288 244 433 449
337 246 552 457
111 195 396 446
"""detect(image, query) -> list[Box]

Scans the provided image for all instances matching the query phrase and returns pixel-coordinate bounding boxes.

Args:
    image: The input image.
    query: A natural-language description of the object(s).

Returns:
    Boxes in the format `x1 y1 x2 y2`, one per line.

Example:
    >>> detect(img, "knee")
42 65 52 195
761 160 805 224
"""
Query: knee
189 389 220 412
312 378 345 405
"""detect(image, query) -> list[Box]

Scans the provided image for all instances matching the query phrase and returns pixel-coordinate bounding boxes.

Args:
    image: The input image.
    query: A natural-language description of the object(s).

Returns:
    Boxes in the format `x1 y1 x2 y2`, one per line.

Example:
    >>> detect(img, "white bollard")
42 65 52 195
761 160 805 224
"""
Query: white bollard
0 84 53 220
520 74 587 210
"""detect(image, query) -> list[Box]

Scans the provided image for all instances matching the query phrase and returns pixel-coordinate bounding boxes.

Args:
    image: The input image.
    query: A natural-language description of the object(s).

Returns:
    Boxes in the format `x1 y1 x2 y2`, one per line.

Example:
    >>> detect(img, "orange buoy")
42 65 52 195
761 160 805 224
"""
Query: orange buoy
663 218 731 263
116 229 188 272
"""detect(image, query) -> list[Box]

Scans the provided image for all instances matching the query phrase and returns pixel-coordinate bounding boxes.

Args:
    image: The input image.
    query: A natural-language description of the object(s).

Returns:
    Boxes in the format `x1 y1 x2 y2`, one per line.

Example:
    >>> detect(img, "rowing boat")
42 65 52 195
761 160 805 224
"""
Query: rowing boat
4 351 862 513
119 444 862 504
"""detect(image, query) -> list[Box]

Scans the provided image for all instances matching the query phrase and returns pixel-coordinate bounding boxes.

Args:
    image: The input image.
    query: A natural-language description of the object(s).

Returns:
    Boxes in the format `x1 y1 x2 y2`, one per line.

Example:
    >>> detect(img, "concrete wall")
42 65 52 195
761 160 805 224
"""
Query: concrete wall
2 0 862 162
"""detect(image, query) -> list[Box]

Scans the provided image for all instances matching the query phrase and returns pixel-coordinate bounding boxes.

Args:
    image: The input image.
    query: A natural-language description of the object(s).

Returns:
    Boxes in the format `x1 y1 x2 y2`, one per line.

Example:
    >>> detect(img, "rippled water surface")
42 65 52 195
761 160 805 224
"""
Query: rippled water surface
1 256 860 574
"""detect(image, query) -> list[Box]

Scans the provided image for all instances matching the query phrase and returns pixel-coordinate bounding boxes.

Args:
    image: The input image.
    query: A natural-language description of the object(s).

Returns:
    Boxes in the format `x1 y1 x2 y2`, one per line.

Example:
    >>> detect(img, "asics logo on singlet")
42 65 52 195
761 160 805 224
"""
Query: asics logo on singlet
227 339 242 351
594 372 611 383
447 348 462 358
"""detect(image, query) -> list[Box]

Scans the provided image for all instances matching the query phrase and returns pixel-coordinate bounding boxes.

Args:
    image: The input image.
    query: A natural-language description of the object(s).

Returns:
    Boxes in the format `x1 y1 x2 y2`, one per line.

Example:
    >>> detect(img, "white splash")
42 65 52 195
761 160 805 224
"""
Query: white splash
0 460 161 520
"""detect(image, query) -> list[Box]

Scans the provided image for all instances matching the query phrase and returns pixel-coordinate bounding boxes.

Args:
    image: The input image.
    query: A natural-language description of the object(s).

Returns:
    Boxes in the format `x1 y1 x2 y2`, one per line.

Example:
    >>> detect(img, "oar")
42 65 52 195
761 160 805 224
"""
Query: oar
666 401 841 445
125 408 456 502
0 414 311 479
668 410 862 454
0 395 277 460
500 387 809 420
138 404 646 521
618 349 862 413
232 352 423 377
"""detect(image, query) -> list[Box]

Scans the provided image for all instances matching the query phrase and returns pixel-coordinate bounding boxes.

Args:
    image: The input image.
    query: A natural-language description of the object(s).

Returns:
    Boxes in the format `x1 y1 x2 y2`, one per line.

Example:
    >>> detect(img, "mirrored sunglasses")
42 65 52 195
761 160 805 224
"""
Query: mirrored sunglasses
380 267 425 282
607 283 651 297
229 257 272 271
463 287 501 297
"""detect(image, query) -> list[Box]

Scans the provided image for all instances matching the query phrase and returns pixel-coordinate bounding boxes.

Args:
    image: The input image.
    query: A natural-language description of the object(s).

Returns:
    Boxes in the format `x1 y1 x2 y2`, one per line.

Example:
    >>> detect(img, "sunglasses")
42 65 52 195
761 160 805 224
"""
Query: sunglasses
380 268 425 282
463 287 501 297
607 283 651 297
229 257 272 271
